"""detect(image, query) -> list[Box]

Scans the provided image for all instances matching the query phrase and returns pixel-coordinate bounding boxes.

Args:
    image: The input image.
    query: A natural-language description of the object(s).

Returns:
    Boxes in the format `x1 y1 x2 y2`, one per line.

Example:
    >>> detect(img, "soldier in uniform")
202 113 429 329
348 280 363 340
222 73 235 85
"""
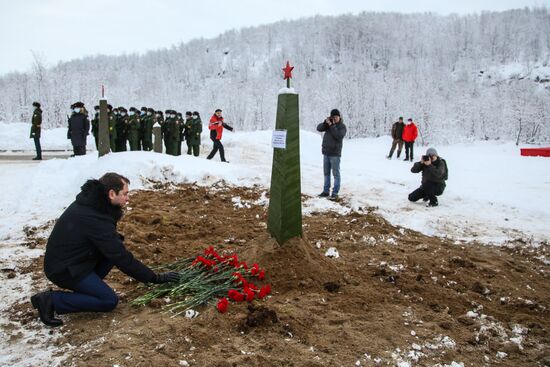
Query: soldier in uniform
163 110 171 154
116 107 129 152
185 111 203 157
108 105 117 153
30 102 42 160
142 108 155 151
67 102 90 156
176 112 184 156
138 107 147 151
91 105 100 150
127 107 141 151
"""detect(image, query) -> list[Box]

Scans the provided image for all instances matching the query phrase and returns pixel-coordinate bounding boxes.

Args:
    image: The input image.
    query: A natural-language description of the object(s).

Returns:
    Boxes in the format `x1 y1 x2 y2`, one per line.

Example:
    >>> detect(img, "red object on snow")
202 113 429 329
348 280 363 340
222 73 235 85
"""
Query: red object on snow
520 147 550 157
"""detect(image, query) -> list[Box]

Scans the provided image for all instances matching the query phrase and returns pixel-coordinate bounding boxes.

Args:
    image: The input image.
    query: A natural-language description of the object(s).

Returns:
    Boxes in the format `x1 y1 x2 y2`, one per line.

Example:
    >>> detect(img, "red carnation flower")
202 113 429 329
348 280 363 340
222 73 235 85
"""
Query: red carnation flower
217 297 229 313
258 270 266 280
244 288 255 302
250 263 260 275
228 289 245 302
258 284 271 299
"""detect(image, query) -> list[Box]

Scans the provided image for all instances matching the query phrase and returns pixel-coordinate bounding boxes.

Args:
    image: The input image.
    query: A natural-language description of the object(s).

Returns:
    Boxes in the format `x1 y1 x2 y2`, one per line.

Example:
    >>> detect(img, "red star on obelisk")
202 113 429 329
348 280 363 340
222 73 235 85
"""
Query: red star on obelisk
282 61 294 88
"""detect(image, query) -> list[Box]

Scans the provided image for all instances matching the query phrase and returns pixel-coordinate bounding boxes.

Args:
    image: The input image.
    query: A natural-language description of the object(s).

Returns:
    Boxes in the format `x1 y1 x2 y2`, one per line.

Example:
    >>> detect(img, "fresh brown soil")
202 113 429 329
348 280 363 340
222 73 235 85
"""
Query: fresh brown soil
10 183 550 366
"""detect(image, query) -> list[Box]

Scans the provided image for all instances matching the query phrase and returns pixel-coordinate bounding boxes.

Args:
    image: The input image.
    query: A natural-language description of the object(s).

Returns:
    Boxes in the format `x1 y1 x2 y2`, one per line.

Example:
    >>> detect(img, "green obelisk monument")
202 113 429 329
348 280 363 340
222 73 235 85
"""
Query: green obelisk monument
267 61 302 245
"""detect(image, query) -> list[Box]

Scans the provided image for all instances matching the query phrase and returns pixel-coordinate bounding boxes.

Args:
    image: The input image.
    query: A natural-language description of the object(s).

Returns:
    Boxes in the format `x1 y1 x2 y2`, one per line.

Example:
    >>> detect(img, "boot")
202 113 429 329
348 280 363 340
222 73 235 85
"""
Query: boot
31 291 63 327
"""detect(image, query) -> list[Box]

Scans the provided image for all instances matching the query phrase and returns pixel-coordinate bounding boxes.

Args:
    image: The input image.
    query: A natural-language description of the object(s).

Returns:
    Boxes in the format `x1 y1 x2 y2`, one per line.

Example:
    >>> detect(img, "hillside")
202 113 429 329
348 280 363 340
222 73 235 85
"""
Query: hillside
0 8 549 143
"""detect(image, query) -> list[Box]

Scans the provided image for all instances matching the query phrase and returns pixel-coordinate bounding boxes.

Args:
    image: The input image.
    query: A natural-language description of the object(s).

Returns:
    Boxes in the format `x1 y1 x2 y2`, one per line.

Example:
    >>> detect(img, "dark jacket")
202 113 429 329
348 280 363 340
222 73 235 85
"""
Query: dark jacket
411 157 448 185
30 108 42 139
316 119 347 157
68 113 90 147
44 180 156 289
391 121 405 140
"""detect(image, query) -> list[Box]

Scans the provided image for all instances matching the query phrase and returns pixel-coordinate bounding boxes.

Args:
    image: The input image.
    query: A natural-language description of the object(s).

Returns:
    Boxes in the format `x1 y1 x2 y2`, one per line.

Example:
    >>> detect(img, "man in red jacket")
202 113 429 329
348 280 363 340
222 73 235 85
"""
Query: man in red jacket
402 118 418 161
206 109 234 162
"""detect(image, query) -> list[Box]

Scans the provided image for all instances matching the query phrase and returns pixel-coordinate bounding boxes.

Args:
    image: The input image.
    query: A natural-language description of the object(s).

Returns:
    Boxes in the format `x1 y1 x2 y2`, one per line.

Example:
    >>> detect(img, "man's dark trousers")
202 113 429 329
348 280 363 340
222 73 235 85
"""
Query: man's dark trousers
408 181 445 205
206 138 226 161
51 259 119 314
404 141 414 160
34 137 42 159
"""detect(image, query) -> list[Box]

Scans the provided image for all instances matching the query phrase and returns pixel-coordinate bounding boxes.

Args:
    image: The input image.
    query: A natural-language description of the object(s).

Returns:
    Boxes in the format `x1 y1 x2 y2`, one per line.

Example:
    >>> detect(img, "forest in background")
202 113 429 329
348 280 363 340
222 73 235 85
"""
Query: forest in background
0 7 549 144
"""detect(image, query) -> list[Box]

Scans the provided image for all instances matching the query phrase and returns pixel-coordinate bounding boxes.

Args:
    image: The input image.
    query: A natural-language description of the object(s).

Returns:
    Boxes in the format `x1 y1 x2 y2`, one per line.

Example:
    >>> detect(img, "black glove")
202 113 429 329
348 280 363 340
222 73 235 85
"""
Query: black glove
153 272 180 284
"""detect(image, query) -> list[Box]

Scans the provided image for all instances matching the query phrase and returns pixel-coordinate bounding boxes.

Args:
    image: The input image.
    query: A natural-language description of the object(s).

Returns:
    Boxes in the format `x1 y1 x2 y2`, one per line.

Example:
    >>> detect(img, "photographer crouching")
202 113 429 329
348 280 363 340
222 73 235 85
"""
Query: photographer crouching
408 148 448 207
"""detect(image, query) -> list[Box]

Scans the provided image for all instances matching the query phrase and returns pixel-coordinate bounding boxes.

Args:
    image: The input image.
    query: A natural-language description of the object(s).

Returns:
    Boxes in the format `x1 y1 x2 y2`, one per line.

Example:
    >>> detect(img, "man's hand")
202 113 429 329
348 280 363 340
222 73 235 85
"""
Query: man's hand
153 272 180 284
325 117 333 125
423 158 432 166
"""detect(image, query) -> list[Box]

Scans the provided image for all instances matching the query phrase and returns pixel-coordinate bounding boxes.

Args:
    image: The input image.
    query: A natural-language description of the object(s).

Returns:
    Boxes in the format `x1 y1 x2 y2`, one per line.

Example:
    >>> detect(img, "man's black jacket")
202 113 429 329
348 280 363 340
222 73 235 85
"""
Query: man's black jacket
44 180 156 289
316 120 347 157
411 157 449 185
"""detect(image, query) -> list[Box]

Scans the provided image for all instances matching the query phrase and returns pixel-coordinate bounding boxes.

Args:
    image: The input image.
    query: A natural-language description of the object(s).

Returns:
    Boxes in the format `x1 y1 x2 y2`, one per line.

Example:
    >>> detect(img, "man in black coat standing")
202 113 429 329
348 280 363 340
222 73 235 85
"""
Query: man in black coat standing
30 172 179 327
67 101 89 156
316 109 347 200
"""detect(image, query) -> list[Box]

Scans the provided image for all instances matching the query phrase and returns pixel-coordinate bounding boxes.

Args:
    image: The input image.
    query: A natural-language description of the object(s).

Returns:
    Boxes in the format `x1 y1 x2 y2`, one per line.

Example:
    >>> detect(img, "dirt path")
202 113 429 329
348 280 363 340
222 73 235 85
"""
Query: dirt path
10 183 550 366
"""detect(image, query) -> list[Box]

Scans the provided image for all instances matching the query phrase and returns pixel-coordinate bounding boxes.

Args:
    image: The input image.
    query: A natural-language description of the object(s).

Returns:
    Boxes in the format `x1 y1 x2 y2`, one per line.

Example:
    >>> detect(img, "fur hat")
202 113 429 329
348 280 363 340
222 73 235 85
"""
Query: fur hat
426 147 438 156
330 109 340 117
74 102 84 108
147 108 155 113
32 101 41 108
129 107 137 112
185 111 192 116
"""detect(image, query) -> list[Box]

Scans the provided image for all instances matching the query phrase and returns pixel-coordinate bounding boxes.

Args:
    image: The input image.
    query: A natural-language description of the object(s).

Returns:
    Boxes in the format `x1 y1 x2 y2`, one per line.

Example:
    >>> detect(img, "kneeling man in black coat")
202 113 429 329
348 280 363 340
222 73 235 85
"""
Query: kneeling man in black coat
31 172 179 327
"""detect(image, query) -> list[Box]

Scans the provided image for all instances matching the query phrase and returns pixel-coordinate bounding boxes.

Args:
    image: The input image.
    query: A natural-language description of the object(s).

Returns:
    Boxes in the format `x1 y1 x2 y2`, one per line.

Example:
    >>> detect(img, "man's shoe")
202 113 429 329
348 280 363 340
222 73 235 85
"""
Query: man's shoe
32 157 42 160
329 194 339 201
427 201 438 207
404 158 409 161
318 192 330 198
386 155 392 159
31 291 63 327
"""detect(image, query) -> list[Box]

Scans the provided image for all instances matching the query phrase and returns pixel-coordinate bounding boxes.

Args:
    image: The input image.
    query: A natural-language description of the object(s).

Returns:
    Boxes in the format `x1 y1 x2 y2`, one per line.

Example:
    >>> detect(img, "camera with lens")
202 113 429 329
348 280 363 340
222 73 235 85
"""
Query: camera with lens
422 155 430 162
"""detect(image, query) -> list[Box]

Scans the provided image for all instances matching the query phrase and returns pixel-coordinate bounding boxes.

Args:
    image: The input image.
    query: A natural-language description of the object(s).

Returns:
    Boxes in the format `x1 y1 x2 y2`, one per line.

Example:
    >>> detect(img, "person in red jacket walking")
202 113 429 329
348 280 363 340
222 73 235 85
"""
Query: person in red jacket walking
402 118 418 161
206 109 234 162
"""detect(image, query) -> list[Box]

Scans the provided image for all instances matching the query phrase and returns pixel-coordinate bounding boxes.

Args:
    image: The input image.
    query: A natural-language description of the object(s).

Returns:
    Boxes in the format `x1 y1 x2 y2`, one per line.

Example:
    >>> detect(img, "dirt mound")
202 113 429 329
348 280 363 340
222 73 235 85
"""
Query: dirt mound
8 183 550 366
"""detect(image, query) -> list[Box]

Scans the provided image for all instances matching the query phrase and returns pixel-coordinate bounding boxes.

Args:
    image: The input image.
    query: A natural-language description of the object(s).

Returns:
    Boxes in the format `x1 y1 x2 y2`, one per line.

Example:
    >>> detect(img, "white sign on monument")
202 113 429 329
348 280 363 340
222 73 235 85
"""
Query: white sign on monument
272 130 287 149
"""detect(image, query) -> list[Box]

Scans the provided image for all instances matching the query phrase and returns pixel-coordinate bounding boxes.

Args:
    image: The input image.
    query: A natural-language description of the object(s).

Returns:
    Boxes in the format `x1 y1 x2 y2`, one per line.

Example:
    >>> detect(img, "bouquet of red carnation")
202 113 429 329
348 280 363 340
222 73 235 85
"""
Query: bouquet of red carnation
131 246 271 315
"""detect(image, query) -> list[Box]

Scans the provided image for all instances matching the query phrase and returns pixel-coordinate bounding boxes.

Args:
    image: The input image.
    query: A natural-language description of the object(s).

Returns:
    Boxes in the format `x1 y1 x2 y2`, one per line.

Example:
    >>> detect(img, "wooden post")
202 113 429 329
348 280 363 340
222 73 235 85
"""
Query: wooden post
153 123 162 153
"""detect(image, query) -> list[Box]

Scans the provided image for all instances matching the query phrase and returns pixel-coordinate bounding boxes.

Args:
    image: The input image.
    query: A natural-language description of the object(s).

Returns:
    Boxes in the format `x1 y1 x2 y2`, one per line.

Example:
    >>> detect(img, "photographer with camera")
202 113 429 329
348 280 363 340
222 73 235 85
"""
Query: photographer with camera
317 109 347 200
408 147 448 207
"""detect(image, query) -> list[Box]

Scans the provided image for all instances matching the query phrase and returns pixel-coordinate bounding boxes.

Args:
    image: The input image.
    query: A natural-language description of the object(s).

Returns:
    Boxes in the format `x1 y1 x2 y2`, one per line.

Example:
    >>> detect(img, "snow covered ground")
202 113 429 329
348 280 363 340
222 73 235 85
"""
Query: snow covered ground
1 121 549 245
1 121 549 365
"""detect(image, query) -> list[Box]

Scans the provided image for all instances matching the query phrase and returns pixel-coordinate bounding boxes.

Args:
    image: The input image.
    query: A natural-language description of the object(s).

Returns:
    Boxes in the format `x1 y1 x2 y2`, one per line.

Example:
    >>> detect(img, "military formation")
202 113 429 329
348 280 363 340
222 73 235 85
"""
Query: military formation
75 103 204 156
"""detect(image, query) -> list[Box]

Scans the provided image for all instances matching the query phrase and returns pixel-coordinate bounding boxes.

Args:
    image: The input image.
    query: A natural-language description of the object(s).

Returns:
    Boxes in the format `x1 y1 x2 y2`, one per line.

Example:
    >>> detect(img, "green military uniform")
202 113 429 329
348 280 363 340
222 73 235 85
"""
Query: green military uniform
162 111 170 153
142 109 154 151
176 113 184 156
116 109 129 151
127 109 141 151
186 115 202 156
164 112 179 156
30 104 42 160
108 112 117 153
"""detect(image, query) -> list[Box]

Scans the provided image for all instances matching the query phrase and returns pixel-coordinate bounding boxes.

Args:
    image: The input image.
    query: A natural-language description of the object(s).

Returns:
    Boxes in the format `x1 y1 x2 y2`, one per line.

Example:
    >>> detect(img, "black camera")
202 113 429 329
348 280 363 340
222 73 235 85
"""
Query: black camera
422 155 430 161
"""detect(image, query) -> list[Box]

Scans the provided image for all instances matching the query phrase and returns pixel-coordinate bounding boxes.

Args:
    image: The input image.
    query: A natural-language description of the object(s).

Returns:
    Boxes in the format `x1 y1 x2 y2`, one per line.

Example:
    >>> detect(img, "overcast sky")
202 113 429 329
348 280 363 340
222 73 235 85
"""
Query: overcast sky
0 0 546 75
